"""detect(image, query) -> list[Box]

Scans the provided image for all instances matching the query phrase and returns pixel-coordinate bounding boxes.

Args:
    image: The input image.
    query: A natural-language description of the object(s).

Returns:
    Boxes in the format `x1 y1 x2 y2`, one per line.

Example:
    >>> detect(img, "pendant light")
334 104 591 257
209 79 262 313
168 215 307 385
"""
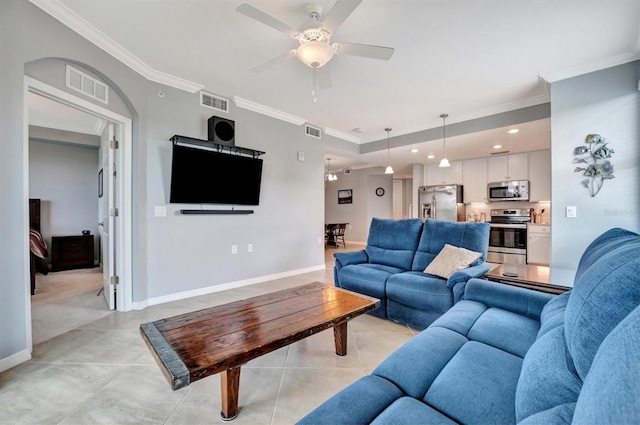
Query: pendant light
438 113 451 168
325 158 337 181
384 128 394 174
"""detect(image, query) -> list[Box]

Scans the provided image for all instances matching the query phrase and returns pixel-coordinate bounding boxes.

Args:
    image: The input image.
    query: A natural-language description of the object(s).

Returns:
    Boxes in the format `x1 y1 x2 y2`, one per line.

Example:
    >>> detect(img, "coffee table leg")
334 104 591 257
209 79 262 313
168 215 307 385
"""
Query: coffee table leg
333 322 348 356
220 366 241 421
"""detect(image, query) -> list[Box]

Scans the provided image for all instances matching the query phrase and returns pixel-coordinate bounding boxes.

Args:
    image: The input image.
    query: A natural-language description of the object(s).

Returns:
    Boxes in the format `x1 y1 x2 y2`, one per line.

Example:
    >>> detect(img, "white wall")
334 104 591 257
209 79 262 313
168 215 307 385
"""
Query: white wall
324 167 392 243
0 1 332 368
550 61 640 269
29 140 100 262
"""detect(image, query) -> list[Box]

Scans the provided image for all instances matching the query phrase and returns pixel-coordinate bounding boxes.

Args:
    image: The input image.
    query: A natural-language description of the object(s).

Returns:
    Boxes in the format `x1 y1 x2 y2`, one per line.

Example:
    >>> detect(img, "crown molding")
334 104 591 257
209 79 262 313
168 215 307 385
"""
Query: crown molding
539 51 640 83
324 127 361 144
29 0 204 93
233 97 306 125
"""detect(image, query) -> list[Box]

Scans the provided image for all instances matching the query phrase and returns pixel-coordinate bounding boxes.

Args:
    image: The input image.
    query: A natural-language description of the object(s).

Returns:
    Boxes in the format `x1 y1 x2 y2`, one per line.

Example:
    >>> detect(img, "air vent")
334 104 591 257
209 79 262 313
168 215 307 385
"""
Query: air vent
200 91 229 113
65 64 109 104
491 150 510 155
305 124 321 139
344 168 352 175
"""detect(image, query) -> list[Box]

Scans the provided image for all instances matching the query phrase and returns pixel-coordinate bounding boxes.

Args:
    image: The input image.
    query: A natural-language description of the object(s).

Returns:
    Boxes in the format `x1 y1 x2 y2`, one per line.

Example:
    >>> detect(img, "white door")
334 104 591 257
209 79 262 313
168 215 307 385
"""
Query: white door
101 123 117 310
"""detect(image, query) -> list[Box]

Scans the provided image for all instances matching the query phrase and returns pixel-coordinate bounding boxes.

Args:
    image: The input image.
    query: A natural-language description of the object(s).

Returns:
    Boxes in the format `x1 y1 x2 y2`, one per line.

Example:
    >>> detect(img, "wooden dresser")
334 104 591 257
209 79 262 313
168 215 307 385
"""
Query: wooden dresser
51 235 95 271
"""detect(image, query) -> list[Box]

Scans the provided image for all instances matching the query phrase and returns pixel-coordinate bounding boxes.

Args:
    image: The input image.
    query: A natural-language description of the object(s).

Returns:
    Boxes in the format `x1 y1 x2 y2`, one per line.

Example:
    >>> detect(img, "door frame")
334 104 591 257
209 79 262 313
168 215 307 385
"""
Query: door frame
23 76 133 347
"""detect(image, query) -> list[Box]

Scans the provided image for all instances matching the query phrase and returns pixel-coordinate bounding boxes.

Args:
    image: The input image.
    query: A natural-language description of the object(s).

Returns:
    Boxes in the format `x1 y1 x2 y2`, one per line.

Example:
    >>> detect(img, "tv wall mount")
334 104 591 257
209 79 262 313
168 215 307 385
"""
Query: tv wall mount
170 135 265 158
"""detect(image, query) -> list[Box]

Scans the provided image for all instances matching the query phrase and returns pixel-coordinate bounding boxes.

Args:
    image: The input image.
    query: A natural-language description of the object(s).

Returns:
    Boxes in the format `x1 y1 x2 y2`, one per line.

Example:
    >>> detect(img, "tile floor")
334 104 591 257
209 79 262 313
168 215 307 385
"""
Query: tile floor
0 245 418 425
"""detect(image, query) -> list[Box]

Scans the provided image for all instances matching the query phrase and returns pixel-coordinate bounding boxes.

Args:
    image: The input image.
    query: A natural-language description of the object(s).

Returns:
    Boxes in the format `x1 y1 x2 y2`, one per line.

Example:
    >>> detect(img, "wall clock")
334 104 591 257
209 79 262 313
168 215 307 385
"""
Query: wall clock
376 187 385 197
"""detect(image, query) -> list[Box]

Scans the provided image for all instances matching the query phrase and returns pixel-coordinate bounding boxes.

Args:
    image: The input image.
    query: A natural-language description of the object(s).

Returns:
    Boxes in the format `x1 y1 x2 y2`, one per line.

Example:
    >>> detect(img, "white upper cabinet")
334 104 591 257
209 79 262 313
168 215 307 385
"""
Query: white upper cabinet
425 161 463 185
462 158 488 203
528 150 551 201
488 153 529 182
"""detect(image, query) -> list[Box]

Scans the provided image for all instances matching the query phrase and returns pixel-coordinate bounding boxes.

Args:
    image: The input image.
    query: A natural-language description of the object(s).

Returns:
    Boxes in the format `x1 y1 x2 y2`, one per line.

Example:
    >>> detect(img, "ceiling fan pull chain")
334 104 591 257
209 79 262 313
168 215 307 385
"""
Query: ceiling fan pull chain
312 66 318 103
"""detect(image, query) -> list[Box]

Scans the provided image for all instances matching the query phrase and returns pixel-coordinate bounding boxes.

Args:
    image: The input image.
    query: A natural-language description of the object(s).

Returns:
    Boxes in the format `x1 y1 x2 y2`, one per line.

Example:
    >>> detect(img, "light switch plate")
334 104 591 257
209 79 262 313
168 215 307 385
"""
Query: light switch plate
154 206 167 217
297 151 305 162
566 206 577 218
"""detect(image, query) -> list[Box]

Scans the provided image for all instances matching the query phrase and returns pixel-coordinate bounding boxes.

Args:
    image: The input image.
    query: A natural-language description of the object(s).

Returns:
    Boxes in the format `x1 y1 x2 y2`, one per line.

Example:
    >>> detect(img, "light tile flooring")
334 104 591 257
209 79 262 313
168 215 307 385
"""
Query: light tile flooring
0 245 418 425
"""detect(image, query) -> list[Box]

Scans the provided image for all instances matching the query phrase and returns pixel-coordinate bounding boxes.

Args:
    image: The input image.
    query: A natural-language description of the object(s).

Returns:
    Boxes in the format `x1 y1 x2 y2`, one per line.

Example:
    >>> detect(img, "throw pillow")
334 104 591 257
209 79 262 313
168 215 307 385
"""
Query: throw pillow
424 244 482 279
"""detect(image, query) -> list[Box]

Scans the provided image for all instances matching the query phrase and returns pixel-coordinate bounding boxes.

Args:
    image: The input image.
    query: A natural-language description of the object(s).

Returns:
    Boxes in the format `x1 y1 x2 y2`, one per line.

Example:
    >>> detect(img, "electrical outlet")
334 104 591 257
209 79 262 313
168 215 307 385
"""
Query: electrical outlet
317 236 322 244
566 206 577 218
231 245 237 254
154 206 166 217
248 244 253 252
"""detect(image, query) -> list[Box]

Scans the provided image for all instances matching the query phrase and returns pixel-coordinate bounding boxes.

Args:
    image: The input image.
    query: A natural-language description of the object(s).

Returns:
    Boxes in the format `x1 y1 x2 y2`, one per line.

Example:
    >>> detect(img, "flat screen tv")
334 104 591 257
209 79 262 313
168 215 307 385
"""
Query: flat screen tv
170 144 263 205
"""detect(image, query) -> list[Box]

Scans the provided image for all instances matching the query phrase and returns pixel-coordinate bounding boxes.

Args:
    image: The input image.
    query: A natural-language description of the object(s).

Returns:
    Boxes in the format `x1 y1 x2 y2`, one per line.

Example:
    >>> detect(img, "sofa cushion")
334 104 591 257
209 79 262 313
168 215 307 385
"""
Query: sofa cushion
365 218 423 270
339 263 403 299
296 375 404 425
515 326 581 422
386 272 452 313
516 403 576 425
537 291 570 338
571 304 640 425
423 244 482 278
370 397 458 425
424 341 523 424
564 228 640 379
467 308 540 358
412 219 489 272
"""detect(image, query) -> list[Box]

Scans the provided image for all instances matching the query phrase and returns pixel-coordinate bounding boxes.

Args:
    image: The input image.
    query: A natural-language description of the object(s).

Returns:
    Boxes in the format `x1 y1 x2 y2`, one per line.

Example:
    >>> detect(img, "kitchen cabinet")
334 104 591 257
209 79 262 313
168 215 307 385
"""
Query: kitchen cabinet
528 150 551 201
488 153 529 182
425 161 462 185
462 157 488 203
527 224 550 266
51 235 95 271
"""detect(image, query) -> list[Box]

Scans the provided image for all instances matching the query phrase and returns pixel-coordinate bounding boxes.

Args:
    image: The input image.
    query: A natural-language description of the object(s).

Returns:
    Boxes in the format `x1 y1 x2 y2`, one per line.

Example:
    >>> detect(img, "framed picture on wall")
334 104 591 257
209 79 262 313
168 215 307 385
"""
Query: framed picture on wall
98 168 103 198
338 189 352 204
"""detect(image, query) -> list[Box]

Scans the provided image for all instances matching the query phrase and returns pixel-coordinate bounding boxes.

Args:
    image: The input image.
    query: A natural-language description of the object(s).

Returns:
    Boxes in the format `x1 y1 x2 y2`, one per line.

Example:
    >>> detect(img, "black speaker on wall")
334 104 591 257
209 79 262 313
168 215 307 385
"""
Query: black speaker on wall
208 116 235 145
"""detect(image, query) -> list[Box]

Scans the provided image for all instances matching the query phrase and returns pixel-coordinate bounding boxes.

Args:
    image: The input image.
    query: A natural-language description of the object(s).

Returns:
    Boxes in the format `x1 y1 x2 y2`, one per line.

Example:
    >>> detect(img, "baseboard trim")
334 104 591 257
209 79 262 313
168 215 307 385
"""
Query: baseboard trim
131 264 326 310
0 349 32 373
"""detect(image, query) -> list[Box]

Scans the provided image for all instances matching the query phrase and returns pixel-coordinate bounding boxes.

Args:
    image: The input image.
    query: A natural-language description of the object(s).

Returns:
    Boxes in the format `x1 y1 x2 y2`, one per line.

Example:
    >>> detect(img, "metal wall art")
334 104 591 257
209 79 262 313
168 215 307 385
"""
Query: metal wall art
573 134 614 197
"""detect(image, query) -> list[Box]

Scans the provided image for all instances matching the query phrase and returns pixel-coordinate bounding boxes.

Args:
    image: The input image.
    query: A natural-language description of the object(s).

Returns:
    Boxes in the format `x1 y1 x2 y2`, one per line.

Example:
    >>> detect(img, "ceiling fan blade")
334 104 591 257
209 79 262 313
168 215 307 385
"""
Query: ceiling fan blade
236 3 299 38
321 0 363 33
333 42 395 60
317 67 332 89
249 50 296 73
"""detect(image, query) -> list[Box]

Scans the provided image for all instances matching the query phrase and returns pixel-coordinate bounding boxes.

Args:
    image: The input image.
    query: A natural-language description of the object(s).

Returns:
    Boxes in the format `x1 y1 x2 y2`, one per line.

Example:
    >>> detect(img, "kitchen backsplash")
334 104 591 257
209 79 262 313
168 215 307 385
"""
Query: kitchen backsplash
463 201 551 224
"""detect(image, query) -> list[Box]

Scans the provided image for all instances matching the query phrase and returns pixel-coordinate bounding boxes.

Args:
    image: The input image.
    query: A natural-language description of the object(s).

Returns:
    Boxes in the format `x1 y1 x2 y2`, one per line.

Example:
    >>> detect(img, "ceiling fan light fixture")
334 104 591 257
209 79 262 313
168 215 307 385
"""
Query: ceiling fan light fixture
296 41 335 68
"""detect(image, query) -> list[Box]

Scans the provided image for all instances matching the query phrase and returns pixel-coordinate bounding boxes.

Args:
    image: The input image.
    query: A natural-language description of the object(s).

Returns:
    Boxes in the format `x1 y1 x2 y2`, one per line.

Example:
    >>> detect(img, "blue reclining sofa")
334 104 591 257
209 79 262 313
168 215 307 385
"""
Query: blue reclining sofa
334 217 491 329
298 227 640 424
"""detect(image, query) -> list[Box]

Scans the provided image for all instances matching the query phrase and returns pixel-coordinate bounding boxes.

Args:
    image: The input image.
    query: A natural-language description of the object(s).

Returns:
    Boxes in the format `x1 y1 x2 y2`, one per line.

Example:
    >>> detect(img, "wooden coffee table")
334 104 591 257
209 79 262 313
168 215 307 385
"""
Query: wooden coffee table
139 282 379 421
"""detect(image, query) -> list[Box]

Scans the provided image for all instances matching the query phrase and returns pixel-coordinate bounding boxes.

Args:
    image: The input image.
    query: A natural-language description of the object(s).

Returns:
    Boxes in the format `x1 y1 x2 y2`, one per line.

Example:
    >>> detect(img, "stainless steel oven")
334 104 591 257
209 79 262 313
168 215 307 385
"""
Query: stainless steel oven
487 209 530 264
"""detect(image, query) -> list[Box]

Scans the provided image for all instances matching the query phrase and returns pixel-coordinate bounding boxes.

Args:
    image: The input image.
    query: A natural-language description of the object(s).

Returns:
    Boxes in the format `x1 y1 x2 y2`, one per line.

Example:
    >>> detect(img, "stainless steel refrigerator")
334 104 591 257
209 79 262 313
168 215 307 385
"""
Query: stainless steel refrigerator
419 185 465 222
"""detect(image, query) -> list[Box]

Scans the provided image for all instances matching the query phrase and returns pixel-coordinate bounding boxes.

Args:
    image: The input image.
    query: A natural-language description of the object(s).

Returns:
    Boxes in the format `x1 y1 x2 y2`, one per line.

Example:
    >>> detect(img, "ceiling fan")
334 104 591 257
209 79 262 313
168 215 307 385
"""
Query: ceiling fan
236 0 394 99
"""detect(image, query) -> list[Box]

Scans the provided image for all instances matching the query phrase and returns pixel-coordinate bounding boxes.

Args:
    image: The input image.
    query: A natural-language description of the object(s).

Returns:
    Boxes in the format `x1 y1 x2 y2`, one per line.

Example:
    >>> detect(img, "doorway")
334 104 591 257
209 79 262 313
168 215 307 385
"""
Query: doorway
24 76 133 349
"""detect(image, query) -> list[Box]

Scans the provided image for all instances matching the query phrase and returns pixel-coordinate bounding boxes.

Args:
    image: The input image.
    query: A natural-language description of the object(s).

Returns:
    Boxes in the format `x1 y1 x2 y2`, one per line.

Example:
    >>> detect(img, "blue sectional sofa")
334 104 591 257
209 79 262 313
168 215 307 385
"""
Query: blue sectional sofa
298 228 640 424
334 218 491 329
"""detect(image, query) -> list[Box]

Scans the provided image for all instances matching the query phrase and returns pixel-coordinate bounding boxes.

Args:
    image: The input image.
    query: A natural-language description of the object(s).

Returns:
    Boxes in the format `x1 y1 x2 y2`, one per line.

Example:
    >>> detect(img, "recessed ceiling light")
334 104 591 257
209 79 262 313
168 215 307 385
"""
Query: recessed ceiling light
507 129 519 134
427 154 435 159
493 144 502 149
411 148 419 153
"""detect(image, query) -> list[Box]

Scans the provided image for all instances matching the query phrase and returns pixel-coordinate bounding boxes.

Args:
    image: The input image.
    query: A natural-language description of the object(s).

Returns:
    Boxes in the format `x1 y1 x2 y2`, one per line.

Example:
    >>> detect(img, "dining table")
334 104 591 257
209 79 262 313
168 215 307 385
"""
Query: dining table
325 223 348 248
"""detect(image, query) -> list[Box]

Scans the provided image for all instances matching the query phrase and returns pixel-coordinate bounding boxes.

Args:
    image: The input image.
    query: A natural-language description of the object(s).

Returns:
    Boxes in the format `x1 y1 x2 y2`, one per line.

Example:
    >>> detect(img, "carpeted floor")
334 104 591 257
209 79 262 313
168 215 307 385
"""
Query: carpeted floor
31 267 114 345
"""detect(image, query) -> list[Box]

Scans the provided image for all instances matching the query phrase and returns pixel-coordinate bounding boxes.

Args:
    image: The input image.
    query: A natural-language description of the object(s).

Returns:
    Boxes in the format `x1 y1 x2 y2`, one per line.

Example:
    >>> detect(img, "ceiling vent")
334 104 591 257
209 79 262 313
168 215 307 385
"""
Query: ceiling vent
491 150 510 155
305 124 321 139
200 91 229 113
65 64 109 104
344 168 352 175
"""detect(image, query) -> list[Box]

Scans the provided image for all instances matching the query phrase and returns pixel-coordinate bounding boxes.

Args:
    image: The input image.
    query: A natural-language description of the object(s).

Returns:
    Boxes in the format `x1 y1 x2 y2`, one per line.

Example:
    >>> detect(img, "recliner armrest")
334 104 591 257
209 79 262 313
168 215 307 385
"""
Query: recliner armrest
334 250 368 268
446 262 492 288
463 278 555 320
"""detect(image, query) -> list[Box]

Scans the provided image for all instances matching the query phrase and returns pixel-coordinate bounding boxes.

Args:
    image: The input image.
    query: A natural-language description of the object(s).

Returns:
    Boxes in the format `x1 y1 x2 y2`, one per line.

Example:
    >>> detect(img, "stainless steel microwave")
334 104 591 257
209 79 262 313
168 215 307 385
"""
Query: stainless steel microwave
487 181 529 202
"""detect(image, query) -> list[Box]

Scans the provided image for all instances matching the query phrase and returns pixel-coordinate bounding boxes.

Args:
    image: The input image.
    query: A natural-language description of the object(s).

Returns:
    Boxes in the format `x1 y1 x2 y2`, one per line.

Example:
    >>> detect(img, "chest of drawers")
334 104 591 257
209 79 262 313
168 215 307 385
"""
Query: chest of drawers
51 235 95 271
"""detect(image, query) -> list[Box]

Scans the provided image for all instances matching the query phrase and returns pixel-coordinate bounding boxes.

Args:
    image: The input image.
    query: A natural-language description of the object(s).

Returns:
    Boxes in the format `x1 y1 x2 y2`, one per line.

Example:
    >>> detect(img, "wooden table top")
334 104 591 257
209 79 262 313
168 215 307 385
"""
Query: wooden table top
485 263 574 294
140 282 379 390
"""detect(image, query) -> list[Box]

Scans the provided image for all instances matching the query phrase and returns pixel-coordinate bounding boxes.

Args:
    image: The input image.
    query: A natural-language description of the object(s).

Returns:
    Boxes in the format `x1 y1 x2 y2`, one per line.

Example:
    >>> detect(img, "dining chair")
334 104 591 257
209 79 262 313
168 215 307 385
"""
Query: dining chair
334 223 346 248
